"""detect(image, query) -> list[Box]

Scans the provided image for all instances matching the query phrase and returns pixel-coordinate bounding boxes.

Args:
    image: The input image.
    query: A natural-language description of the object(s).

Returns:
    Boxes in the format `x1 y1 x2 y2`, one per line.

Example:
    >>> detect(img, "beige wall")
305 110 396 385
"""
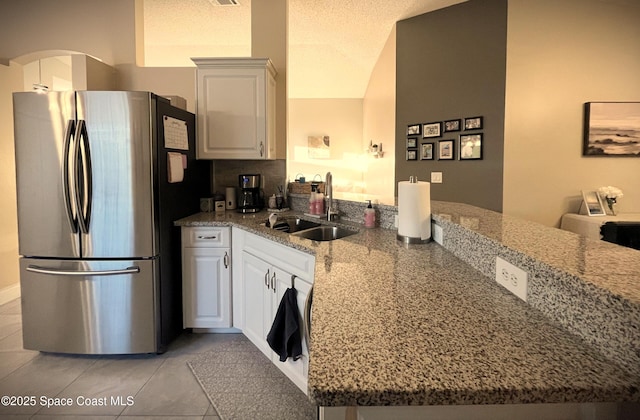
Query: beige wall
252 0 288 160
0 63 22 296
362 26 396 205
287 26 396 205
287 99 365 196
116 65 197 113
76 55 117 90
0 0 136 66
504 0 640 226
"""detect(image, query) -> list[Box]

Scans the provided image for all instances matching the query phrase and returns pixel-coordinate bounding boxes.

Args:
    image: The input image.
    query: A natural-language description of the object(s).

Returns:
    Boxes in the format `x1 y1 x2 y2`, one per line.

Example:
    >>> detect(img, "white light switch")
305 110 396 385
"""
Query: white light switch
431 172 442 183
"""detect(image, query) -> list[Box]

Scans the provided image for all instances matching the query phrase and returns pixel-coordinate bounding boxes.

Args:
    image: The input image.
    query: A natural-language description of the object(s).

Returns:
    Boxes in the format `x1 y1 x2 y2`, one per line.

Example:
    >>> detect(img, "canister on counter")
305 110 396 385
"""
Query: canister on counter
225 187 237 210
268 194 277 209
200 197 214 212
214 193 226 213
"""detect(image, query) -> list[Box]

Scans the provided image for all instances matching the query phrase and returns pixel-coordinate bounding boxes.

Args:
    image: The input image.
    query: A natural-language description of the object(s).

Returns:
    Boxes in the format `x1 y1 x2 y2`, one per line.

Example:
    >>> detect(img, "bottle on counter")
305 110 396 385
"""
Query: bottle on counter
309 184 317 214
315 189 325 215
364 200 375 228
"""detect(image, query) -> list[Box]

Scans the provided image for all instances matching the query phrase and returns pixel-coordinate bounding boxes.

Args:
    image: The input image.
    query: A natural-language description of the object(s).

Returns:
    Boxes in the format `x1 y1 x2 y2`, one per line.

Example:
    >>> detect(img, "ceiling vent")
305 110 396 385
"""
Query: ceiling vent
208 0 239 5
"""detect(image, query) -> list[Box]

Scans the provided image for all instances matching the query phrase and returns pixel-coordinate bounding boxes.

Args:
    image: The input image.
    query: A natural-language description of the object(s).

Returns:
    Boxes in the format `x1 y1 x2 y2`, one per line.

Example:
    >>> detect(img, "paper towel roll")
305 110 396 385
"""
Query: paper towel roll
397 179 431 242
167 152 184 183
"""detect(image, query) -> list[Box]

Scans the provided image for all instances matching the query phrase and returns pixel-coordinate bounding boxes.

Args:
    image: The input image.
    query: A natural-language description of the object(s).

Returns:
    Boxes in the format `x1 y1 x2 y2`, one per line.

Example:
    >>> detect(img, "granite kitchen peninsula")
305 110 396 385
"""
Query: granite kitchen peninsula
176 200 640 419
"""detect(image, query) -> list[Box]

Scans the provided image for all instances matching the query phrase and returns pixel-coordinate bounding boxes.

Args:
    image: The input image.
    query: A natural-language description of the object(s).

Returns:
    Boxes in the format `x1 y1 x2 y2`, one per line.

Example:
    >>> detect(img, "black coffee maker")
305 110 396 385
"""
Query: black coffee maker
237 174 263 213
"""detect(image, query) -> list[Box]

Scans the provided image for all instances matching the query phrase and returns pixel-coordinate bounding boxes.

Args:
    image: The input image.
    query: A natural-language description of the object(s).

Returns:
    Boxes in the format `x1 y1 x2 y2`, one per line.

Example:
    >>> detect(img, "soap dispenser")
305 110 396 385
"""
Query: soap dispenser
364 200 376 228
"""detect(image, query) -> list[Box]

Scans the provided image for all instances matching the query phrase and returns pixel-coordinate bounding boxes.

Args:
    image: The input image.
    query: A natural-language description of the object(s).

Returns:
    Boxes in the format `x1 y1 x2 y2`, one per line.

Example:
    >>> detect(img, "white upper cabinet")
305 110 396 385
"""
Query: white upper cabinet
193 58 277 160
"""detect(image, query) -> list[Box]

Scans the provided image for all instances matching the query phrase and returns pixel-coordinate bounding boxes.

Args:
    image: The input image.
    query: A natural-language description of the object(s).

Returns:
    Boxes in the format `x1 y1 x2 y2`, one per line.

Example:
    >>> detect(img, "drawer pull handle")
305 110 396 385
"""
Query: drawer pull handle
197 235 217 240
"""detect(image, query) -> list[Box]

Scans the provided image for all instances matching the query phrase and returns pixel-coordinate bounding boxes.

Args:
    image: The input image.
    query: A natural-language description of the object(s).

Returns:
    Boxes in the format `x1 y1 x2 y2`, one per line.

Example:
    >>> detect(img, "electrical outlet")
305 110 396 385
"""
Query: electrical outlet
431 172 443 183
495 256 528 302
394 214 399 228
432 223 443 245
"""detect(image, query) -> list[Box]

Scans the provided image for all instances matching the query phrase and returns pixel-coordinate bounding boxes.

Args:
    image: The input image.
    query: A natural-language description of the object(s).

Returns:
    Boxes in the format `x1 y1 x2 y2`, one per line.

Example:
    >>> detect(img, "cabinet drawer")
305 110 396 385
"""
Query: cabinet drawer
182 227 230 248
243 232 315 281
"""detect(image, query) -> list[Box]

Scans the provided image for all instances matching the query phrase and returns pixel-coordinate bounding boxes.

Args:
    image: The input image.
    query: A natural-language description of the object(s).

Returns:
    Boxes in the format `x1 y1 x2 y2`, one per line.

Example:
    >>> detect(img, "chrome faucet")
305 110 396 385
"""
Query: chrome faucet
325 172 338 221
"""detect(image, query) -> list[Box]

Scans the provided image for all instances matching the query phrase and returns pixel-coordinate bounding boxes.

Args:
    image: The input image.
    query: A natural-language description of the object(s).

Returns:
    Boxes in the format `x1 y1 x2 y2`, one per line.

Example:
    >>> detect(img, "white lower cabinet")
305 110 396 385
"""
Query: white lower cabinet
233 227 315 394
241 251 272 354
181 227 232 329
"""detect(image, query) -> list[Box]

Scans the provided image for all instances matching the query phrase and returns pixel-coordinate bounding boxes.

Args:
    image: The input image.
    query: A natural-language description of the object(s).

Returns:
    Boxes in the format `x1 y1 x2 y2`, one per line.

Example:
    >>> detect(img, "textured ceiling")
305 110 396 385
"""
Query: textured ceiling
143 0 466 98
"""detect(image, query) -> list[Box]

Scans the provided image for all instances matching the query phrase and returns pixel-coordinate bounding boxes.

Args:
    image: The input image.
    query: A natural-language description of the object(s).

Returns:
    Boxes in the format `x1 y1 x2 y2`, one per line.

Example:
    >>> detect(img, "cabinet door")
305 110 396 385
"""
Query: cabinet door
241 251 272 357
197 68 268 160
273 269 312 394
183 247 231 328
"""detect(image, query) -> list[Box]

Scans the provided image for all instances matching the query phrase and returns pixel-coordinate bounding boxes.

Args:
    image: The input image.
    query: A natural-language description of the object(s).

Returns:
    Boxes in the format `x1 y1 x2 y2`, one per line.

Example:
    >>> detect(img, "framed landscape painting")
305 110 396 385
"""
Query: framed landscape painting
583 102 640 156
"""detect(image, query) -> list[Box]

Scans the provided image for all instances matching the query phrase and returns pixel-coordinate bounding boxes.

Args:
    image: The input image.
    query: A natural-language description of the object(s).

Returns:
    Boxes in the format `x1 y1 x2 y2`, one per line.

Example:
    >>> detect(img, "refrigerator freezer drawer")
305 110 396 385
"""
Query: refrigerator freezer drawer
20 258 159 355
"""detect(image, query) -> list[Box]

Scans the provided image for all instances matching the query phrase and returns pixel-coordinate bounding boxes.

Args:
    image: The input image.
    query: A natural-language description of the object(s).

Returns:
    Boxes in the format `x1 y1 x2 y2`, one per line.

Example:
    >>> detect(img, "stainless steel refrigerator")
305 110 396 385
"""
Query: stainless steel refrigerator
13 91 210 354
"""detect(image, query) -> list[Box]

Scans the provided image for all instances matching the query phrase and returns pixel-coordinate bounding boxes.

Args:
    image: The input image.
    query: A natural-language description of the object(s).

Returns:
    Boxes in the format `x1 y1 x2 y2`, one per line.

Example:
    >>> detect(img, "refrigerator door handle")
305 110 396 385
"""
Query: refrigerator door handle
26 265 141 277
74 120 93 233
62 119 78 233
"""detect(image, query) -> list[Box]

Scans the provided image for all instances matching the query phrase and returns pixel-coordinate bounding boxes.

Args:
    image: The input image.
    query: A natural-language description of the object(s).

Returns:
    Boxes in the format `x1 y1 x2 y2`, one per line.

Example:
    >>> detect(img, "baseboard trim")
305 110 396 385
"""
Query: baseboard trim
0 283 20 306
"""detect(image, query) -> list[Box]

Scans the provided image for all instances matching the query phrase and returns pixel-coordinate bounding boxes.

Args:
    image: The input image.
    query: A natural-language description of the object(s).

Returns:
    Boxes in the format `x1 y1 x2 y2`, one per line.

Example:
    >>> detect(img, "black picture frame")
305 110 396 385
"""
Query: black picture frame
438 139 455 160
459 133 483 160
406 149 417 160
406 137 418 148
443 119 461 132
420 143 434 160
407 124 421 136
422 122 442 138
464 116 483 130
583 102 640 156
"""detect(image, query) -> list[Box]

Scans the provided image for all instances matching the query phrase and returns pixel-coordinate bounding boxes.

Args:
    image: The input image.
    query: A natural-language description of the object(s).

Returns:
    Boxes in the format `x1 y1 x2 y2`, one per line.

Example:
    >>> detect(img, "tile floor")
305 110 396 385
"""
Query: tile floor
0 297 241 419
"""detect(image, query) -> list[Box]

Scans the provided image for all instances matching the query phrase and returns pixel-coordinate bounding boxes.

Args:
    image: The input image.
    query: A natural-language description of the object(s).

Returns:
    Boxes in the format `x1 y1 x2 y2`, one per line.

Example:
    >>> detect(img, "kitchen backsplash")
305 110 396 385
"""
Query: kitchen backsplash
212 159 287 199
210 158 398 227
288 193 398 229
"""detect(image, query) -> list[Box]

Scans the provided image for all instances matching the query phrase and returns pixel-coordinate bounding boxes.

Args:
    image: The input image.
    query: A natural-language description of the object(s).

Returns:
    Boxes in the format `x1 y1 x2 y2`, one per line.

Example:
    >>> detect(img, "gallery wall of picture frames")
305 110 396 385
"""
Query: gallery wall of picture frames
405 116 484 161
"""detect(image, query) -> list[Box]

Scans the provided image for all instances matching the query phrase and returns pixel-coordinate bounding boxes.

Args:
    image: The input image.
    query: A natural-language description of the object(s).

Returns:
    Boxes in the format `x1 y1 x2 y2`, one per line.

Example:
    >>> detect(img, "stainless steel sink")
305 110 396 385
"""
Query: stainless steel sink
267 217 321 233
289 218 322 232
292 225 358 241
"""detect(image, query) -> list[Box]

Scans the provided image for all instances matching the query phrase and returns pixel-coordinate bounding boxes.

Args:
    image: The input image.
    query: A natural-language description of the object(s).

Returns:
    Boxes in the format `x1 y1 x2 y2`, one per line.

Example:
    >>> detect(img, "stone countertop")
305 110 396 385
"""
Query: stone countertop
430 202 640 379
432 203 640 302
175 207 640 406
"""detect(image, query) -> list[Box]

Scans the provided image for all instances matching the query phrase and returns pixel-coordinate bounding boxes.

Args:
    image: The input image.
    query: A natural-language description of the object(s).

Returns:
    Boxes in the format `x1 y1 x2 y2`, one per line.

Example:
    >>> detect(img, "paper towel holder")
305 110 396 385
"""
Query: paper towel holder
397 175 432 244
397 234 431 244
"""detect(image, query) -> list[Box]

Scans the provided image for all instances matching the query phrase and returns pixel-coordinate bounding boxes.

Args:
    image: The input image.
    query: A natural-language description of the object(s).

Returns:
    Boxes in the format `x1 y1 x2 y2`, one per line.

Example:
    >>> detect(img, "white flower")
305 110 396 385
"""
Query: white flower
598 186 624 199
